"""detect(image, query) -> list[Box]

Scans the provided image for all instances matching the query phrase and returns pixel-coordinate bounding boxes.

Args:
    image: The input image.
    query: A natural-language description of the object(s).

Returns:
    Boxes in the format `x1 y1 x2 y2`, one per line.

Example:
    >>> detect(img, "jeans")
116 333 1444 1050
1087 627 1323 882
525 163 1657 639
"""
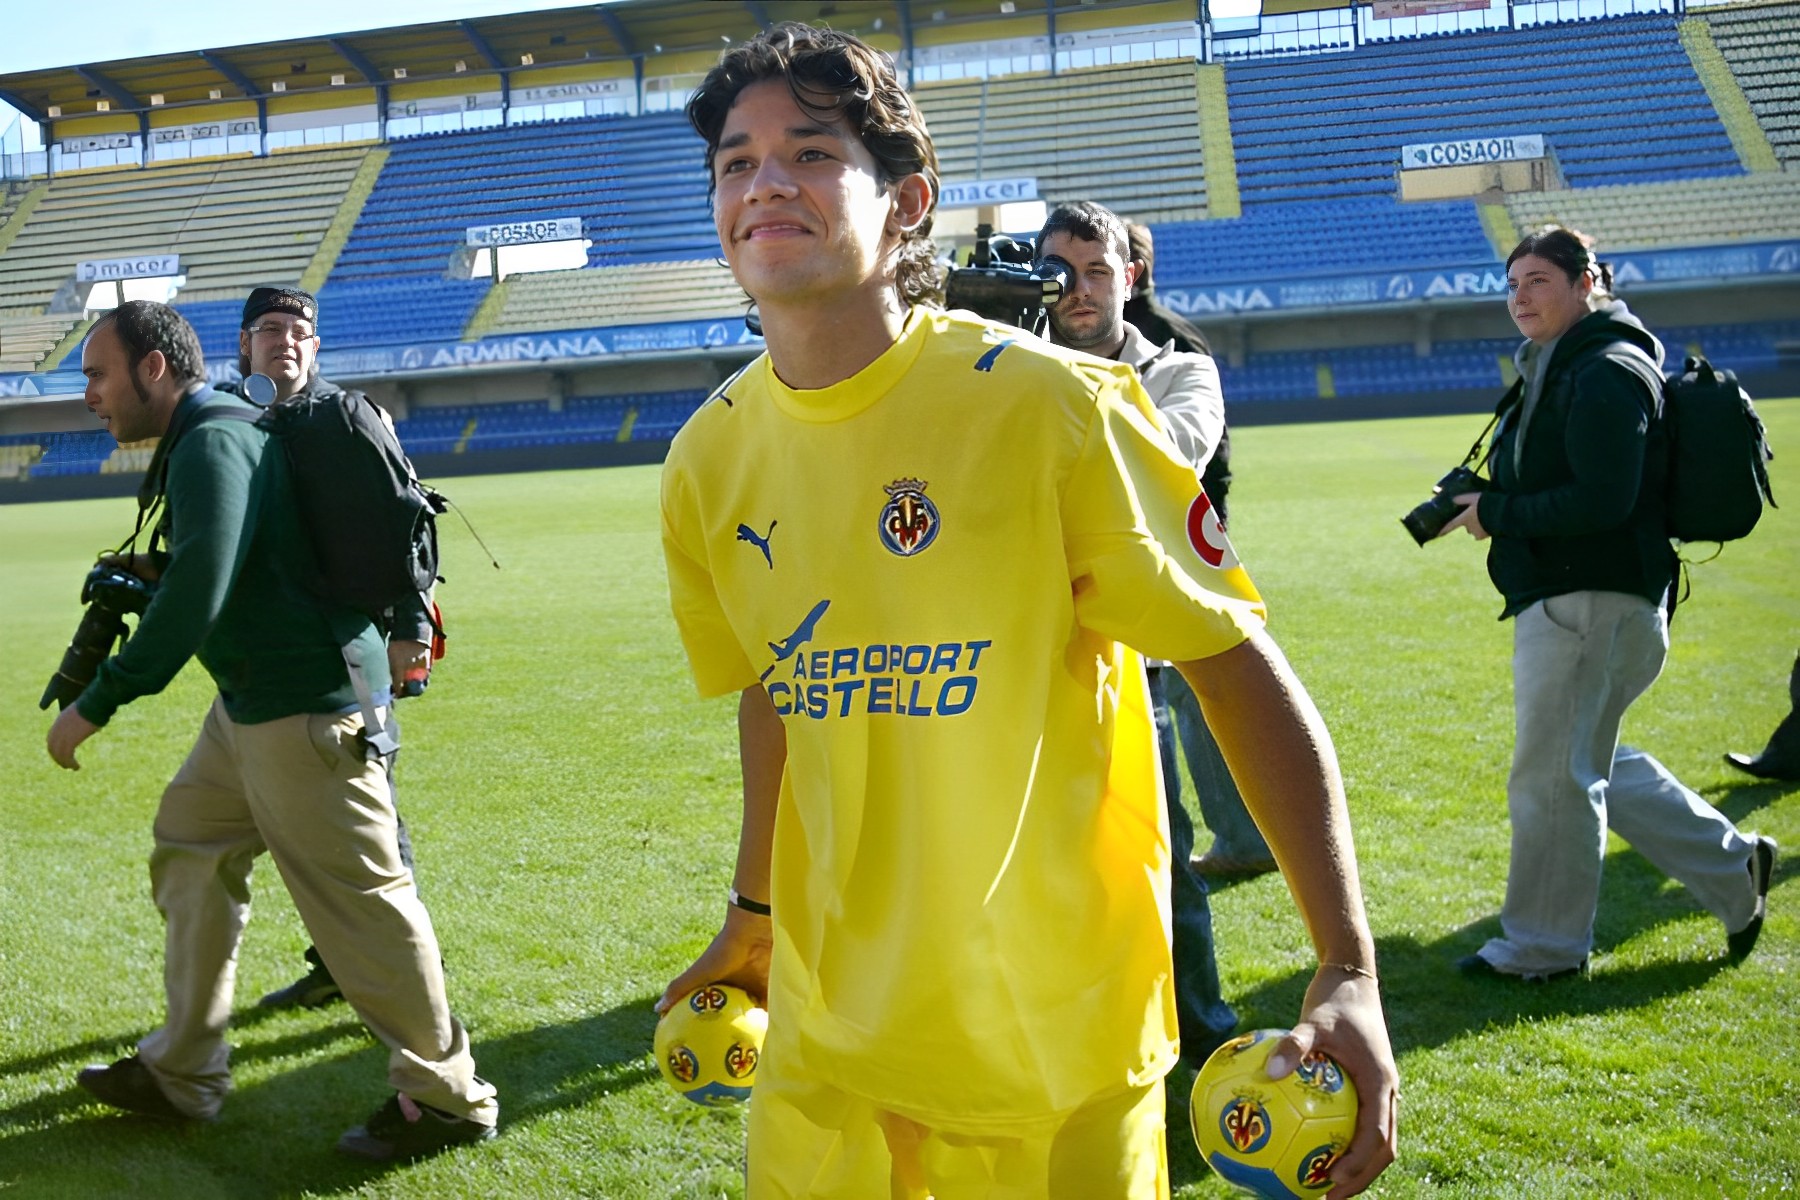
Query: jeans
1163 670 1269 862
1480 592 1757 975
1147 667 1238 1065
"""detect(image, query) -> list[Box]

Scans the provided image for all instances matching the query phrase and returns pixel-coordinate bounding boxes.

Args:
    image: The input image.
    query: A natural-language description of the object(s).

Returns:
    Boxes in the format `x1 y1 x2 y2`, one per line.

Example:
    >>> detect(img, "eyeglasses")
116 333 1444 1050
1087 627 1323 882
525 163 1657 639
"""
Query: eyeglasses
246 323 317 342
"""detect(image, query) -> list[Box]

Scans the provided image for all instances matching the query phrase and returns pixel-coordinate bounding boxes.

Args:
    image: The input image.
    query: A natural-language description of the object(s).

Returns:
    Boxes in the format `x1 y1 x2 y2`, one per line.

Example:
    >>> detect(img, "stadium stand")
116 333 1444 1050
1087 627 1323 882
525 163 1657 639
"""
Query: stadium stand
1148 197 1496 285
1505 172 1800 250
3 3 1797 498
1702 0 1800 166
471 259 744 338
330 112 708 280
916 62 1211 223
0 147 370 312
0 313 83 372
1224 15 1742 207
394 389 709 454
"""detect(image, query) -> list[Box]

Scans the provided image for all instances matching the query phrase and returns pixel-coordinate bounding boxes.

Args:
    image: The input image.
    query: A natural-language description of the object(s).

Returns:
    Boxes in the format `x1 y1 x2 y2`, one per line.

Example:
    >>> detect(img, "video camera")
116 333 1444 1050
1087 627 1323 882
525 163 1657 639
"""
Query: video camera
944 224 1072 335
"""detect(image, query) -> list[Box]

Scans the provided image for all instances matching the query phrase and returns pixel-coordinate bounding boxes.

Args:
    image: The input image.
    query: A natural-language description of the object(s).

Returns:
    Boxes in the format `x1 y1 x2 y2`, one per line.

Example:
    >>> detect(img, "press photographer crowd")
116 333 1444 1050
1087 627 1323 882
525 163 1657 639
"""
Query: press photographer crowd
31 19 1792 1198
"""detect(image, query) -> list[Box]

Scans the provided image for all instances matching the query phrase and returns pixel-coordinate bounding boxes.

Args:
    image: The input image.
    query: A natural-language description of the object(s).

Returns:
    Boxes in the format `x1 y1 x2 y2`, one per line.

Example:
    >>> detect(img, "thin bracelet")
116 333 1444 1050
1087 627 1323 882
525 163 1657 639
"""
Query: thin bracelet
1321 961 1378 981
728 888 772 916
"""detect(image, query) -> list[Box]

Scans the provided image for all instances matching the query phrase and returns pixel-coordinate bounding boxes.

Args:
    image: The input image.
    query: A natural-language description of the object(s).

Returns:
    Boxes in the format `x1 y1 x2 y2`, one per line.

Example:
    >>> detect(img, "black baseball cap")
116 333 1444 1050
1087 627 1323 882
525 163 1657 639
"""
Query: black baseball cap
242 286 317 329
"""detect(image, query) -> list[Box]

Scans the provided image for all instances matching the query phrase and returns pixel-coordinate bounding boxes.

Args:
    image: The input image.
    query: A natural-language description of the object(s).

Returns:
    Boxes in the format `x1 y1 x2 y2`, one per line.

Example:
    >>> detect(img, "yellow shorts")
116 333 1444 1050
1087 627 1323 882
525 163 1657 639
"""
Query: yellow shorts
746 1069 1169 1200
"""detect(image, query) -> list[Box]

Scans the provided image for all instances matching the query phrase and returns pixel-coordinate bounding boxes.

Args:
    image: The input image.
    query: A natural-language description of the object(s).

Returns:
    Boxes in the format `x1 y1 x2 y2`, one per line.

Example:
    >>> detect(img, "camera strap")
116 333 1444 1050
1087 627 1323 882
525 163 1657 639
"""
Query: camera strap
1461 382 1524 476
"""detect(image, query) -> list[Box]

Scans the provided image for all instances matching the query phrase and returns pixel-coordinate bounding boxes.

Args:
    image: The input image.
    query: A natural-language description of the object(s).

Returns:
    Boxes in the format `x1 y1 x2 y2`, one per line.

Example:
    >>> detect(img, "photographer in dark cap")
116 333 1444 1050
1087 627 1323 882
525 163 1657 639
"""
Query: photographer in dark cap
230 286 440 1012
45 299 497 1159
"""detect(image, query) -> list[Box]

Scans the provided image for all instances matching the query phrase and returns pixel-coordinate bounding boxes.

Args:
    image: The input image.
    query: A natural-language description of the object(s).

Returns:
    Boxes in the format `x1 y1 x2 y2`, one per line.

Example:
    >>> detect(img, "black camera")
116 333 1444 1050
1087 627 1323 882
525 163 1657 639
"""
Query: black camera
1401 466 1488 546
944 224 1071 334
39 562 156 711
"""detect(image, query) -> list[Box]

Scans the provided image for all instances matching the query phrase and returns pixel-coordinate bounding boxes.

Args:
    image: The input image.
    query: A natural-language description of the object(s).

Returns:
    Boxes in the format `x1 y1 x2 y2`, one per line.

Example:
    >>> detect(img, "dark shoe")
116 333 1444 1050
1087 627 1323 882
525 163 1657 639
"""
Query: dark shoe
1190 850 1278 879
258 950 343 1010
336 1093 497 1161
1724 751 1800 782
1728 836 1777 962
1456 953 1587 984
76 1056 208 1121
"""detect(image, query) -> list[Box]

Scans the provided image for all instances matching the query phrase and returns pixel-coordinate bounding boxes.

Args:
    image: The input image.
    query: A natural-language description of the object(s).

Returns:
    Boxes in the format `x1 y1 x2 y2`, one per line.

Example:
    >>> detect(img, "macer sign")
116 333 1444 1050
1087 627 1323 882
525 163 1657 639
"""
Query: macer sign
76 255 181 282
938 178 1040 208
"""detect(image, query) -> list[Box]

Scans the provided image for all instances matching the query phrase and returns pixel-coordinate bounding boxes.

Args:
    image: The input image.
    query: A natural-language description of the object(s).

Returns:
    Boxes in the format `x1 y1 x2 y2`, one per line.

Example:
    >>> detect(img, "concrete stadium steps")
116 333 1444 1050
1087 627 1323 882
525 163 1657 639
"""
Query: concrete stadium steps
1677 17 1782 172
1505 173 1800 251
1703 0 1800 166
0 440 44 480
475 259 745 337
0 147 369 310
1225 14 1740 205
916 62 1209 223
0 313 83 372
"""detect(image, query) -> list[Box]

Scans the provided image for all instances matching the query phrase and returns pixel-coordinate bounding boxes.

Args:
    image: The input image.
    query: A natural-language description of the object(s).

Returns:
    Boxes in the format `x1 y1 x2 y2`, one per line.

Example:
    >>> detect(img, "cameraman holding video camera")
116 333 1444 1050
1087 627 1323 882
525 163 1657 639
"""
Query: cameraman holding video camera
1035 199 1240 1065
44 301 497 1159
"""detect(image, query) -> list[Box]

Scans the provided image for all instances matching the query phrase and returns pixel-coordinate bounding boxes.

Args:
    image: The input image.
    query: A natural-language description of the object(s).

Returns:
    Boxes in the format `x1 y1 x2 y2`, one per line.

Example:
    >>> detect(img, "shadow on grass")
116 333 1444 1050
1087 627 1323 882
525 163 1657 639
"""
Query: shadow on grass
1168 840 1788 1191
0 993 660 1199
1708 776 1798 826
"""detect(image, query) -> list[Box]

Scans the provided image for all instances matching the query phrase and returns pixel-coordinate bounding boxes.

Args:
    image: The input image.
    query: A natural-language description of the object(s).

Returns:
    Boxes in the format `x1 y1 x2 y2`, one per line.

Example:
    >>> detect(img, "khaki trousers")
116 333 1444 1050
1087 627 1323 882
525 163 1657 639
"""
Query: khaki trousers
135 697 497 1126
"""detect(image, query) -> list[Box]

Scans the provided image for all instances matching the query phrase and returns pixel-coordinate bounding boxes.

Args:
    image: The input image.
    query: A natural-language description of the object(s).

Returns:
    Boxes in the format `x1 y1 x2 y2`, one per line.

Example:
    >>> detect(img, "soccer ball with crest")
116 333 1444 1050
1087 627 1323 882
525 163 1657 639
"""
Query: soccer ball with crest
1190 1028 1358 1199
654 983 768 1106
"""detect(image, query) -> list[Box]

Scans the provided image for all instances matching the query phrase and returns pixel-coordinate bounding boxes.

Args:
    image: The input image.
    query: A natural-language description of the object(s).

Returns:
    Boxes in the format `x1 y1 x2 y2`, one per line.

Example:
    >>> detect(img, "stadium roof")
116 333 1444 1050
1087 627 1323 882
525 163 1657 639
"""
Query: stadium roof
0 0 1195 123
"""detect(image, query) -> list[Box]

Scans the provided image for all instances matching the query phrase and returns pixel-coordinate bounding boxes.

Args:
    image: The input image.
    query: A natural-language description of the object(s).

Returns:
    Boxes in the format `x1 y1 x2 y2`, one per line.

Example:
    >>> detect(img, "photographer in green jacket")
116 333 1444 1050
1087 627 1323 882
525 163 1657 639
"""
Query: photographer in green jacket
45 300 498 1160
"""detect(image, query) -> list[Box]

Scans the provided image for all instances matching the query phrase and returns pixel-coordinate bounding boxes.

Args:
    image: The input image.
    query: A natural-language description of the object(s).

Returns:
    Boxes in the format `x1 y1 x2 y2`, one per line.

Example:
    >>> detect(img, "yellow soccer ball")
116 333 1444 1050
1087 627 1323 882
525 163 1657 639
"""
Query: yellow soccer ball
654 983 767 1106
1190 1029 1358 1199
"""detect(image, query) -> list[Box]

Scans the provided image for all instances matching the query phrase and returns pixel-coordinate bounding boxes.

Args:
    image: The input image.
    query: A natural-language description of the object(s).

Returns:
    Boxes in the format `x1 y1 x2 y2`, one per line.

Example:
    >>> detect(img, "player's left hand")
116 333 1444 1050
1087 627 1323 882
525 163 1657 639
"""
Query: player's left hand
1438 493 1488 541
47 705 101 771
389 639 431 697
1267 966 1398 1199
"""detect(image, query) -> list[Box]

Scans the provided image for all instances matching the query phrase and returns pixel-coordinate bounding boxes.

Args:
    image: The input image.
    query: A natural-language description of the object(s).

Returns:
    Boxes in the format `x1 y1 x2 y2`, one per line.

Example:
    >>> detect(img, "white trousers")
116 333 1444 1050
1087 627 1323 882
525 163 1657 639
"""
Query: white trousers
1481 591 1756 975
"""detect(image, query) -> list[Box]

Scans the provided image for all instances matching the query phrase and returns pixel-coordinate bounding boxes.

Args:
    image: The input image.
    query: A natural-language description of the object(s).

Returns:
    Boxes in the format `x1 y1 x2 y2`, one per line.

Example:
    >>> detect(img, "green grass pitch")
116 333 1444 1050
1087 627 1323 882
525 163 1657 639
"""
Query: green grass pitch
1 402 1794 1198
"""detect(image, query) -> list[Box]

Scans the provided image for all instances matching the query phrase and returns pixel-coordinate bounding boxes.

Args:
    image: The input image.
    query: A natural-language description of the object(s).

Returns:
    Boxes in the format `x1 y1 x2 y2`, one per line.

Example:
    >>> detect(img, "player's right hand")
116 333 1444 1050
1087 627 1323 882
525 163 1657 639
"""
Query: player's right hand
656 906 772 1015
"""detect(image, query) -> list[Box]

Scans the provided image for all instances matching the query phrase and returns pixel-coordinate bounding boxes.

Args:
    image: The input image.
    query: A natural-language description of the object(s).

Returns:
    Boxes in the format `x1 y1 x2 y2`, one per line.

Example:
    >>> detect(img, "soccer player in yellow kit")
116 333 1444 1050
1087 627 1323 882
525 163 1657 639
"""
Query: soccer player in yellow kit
656 23 1398 1199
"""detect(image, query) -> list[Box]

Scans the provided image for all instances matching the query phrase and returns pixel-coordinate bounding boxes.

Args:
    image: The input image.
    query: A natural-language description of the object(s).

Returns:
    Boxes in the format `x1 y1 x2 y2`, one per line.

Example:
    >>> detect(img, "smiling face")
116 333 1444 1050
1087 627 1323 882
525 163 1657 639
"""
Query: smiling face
82 321 170 444
1507 253 1593 345
711 79 910 312
240 310 319 394
1041 230 1138 356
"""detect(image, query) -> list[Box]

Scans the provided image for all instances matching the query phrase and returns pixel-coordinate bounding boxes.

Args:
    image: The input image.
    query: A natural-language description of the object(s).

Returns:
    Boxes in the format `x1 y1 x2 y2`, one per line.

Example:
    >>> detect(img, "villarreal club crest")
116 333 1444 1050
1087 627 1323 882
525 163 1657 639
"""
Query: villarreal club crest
878 478 940 557
1190 1029 1359 1198
654 983 768 1106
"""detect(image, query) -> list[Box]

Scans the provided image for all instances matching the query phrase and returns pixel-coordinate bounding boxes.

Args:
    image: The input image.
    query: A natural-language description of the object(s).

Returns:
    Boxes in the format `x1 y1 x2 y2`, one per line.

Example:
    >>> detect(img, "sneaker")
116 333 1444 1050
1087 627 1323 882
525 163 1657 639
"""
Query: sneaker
336 1093 497 1162
1456 953 1587 984
76 1055 209 1122
1727 836 1777 963
258 949 343 1010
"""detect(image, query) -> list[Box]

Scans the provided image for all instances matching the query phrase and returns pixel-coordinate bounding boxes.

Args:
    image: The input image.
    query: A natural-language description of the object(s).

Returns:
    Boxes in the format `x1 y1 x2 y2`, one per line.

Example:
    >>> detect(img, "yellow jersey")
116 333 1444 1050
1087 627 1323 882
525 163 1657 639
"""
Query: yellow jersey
661 307 1265 1130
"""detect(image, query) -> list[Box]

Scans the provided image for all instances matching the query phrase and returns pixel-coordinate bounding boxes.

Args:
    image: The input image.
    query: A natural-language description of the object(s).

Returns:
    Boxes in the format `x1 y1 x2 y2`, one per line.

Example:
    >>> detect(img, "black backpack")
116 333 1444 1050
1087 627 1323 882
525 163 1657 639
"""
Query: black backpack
135 381 448 754
1660 356 1776 544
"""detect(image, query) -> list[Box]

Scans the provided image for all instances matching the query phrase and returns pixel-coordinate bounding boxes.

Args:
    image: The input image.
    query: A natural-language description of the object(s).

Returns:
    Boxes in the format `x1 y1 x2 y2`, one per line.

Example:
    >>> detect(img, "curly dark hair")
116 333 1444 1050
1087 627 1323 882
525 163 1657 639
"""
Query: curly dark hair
1036 200 1131 265
687 22 943 307
89 300 206 386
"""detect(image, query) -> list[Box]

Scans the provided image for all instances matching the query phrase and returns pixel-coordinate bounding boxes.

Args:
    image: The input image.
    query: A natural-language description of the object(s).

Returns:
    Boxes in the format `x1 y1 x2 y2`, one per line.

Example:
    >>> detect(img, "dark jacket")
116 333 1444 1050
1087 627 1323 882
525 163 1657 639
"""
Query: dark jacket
1476 301 1677 619
77 385 390 727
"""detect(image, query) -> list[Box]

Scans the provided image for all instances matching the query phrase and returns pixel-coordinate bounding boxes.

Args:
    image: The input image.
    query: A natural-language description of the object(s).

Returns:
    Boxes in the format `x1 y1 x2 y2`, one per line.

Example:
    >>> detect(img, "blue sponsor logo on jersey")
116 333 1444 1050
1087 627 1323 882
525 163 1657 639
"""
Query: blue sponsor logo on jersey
767 639 992 720
879 478 939 557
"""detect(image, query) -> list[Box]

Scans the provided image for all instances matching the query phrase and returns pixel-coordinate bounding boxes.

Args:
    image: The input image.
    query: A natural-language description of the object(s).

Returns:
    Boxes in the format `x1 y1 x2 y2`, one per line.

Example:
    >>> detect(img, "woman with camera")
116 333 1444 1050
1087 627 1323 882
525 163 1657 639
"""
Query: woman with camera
1439 225 1775 982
